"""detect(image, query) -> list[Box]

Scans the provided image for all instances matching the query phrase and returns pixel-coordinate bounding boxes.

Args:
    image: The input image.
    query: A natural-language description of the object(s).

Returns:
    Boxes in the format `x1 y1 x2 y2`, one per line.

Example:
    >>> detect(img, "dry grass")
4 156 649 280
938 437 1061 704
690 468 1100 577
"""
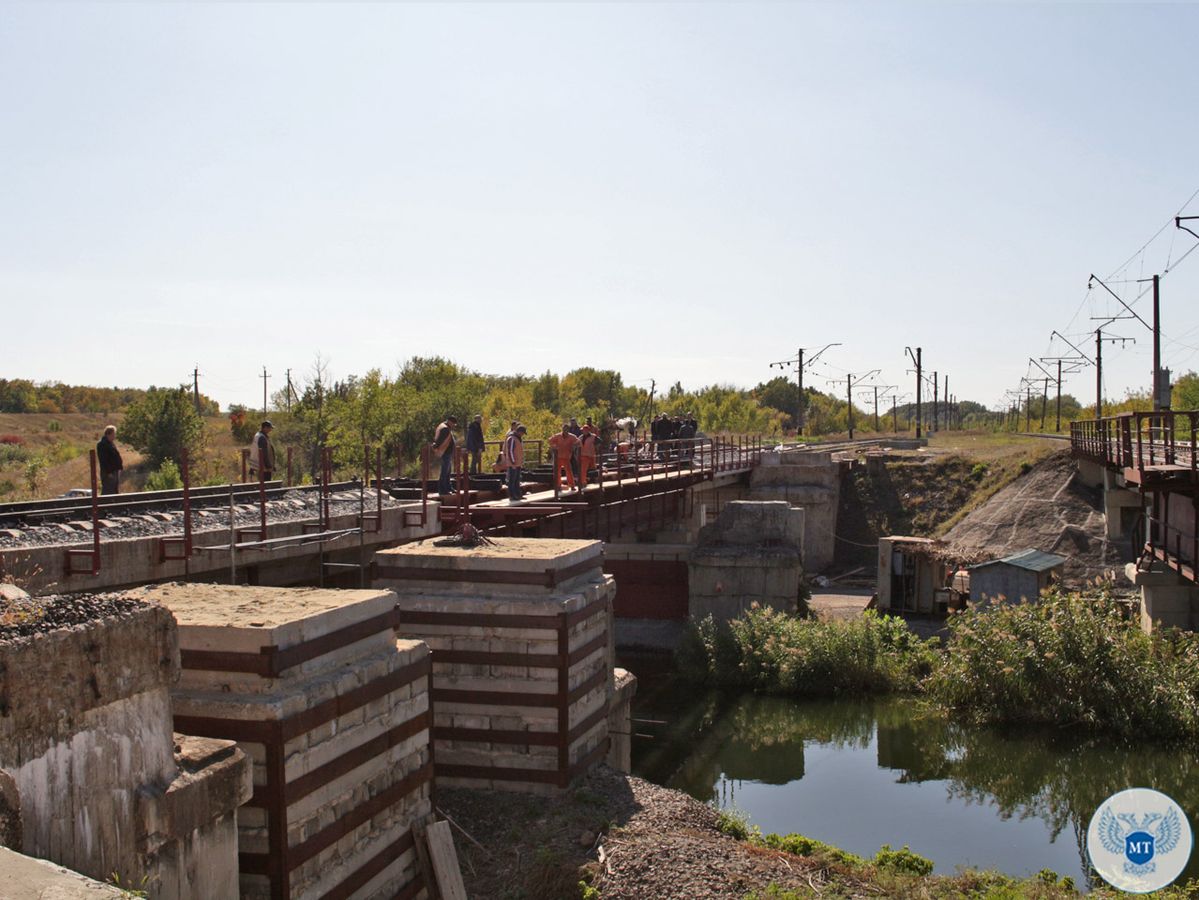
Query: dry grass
0 413 250 501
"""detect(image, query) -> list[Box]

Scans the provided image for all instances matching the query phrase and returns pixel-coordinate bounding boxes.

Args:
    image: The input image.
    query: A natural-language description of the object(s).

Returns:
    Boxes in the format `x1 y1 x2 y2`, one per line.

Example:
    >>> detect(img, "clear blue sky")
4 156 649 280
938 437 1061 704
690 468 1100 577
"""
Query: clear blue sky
3 2 1198 412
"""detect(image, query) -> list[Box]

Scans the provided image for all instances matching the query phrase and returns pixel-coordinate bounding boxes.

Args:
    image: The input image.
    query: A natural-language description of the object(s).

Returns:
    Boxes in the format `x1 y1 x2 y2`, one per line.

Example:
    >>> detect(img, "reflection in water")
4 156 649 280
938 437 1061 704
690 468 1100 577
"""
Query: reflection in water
629 670 1199 889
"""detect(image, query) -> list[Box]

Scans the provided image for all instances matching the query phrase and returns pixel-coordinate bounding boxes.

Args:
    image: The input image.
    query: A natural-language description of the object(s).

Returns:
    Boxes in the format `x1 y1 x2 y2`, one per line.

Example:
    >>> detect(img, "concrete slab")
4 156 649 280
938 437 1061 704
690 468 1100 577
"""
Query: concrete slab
0 847 126 897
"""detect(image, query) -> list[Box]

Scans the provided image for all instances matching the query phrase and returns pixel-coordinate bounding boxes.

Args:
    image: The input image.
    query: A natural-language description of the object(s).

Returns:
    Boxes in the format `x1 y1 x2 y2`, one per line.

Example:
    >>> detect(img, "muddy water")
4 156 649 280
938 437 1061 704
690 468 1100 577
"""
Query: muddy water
629 667 1199 890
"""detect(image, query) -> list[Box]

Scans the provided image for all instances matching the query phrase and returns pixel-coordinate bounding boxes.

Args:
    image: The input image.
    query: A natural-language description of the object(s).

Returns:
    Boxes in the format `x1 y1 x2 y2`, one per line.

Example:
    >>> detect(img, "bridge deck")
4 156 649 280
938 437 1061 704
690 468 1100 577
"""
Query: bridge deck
1072 410 1199 584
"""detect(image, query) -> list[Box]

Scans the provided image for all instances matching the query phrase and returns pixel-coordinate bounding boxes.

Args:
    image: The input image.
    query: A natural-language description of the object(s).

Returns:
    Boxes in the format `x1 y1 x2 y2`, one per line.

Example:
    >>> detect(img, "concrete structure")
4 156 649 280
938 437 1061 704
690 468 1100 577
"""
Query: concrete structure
688 501 804 623
968 549 1066 605
0 597 251 897
749 448 841 572
375 538 616 795
0 846 128 898
606 668 637 774
135 583 433 900
1126 562 1199 632
0 499 440 596
876 536 949 614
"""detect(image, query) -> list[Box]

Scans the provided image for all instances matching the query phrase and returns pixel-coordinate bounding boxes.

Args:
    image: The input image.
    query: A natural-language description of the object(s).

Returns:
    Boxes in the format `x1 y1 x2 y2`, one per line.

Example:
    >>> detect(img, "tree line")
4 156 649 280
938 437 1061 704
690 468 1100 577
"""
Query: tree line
0 378 219 416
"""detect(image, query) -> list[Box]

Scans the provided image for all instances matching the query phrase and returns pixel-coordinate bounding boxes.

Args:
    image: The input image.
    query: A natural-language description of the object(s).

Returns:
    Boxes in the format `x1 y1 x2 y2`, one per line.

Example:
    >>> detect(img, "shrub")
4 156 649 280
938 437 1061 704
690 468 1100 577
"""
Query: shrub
23 456 46 495
228 404 259 445
0 444 29 466
873 844 933 875
927 588 1199 741
47 420 62 433
759 832 865 868
145 460 183 492
678 607 938 696
0 434 24 445
714 808 751 840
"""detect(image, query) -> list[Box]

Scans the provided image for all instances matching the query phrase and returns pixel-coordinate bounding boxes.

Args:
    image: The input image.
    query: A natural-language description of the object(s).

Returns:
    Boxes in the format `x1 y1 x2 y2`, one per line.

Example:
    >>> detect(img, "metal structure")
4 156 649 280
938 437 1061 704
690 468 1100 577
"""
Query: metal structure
1071 410 1199 582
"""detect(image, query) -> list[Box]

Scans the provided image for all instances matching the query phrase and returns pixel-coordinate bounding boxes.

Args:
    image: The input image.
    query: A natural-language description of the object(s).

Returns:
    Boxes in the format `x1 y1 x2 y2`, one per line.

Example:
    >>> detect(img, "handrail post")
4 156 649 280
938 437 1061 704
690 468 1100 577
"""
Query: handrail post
181 448 192 556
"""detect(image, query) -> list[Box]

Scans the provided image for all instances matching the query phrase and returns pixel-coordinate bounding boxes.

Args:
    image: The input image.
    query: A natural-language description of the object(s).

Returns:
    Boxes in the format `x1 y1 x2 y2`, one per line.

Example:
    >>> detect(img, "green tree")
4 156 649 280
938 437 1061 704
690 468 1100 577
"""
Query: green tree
1172 370 1199 410
752 376 800 427
120 386 205 468
532 370 560 413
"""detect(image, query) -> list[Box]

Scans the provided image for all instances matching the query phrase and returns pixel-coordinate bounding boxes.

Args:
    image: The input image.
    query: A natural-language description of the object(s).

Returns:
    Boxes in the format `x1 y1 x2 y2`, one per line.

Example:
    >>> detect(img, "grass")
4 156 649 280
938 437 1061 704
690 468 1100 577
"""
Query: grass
0 412 260 500
722 809 1199 899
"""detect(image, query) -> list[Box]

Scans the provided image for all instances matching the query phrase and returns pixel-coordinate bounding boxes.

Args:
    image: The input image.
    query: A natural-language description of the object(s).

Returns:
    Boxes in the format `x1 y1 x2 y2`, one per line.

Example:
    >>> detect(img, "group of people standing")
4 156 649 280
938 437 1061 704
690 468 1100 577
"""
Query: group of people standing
430 414 603 501
650 413 698 459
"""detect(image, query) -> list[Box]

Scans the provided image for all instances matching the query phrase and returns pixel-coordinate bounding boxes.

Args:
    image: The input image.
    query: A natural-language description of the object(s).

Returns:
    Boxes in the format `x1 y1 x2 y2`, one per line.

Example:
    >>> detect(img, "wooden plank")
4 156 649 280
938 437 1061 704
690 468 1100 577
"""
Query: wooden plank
413 826 439 900
425 820 468 900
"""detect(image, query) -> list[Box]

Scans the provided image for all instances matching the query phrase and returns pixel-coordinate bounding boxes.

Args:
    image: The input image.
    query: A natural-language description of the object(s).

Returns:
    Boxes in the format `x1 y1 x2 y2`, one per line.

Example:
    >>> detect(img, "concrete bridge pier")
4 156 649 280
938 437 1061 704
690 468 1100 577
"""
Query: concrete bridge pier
1102 469 1144 541
1126 562 1199 632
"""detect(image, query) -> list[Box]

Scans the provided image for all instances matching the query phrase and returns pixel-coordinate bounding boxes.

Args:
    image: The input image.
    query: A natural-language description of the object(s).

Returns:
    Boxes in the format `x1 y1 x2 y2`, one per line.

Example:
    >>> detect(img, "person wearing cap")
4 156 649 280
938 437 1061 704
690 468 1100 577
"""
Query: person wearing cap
465 414 485 474
248 421 276 483
503 424 526 503
433 415 458 495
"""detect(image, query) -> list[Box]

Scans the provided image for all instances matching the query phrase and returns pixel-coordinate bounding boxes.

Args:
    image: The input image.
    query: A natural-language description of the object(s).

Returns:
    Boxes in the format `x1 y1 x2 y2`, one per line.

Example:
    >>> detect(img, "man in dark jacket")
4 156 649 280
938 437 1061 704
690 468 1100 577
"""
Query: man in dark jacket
97 425 123 495
465 415 485 474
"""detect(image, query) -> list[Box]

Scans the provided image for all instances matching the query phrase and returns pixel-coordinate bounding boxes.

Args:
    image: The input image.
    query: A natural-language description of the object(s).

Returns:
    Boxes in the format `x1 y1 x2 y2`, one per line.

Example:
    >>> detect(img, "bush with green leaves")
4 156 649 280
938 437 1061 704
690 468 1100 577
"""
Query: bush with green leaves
677 606 939 696
927 588 1199 741
120 386 205 468
145 459 183 492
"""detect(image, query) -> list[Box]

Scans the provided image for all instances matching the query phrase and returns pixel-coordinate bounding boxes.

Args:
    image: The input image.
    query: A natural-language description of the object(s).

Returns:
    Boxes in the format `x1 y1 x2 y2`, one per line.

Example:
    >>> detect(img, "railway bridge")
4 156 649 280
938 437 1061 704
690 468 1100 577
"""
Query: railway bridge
1071 409 1199 629
0 434 871 634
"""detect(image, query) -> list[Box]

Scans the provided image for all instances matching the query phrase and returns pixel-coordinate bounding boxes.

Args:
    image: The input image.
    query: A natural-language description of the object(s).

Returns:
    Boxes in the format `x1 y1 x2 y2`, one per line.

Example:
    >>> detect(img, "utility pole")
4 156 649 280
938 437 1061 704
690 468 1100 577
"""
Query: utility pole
943 375 949 431
261 367 271 417
192 367 201 415
1091 322 1135 417
904 347 922 438
829 370 880 440
1029 359 1057 433
1090 272 1164 411
1047 331 1095 429
931 371 939 433
285 368 293 413
770 343 841 435
869 385 897 433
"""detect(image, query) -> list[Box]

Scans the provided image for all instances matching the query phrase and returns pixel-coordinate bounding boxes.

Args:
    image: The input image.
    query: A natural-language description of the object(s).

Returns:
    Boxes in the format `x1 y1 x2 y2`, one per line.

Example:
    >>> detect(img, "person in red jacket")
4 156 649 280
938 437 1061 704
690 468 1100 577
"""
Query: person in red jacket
547 423 580 492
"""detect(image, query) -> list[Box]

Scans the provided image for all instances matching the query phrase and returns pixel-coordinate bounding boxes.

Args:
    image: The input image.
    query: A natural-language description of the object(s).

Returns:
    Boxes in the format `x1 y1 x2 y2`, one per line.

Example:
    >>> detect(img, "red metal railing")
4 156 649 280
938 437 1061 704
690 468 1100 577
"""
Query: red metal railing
1145 512 1198 581
1071 411 1198 475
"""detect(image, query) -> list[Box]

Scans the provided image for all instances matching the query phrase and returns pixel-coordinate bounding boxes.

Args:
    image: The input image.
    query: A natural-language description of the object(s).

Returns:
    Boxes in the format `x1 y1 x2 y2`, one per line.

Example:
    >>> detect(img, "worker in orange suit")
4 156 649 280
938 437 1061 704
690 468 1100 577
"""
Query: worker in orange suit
548 423 580 491
578 427 600 488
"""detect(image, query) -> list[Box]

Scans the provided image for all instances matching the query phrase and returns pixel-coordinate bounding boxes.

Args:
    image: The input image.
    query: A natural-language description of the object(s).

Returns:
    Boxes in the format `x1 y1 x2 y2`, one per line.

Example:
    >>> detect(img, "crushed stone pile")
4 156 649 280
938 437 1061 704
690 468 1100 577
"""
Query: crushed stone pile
0 591 145 639
944 449 1131 586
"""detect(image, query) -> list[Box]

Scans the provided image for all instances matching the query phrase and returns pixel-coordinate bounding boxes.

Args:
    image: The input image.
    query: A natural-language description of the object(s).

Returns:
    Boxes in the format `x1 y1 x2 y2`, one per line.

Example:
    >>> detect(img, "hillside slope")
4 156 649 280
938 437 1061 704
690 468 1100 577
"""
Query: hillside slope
944 449 1129 585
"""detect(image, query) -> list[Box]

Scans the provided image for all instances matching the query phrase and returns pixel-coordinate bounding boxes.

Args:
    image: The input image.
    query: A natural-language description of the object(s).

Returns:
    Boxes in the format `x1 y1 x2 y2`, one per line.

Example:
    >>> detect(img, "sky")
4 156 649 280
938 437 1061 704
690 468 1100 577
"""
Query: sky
3 1 1199 413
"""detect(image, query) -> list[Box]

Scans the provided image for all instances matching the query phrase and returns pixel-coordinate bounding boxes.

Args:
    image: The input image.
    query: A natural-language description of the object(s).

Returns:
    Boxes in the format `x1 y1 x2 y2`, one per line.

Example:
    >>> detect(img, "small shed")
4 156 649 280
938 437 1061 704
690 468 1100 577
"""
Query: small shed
968 549 1066 605
876 536 951 614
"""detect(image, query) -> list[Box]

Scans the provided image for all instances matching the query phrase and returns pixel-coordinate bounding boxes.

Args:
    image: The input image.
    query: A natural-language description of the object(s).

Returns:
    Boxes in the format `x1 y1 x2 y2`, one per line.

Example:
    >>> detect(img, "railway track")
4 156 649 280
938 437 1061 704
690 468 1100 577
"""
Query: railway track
0 481 360 528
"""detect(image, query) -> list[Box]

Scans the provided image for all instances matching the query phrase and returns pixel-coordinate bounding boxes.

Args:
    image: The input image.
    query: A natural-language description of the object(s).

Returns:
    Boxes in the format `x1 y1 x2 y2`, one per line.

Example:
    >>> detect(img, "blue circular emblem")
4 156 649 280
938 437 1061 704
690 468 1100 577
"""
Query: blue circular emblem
1087 788 1193 893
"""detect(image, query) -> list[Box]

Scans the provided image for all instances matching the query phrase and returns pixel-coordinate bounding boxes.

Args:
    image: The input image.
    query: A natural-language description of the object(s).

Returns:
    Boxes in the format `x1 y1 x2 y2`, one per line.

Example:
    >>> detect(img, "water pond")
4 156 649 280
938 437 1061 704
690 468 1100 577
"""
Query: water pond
629 667 1199 890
